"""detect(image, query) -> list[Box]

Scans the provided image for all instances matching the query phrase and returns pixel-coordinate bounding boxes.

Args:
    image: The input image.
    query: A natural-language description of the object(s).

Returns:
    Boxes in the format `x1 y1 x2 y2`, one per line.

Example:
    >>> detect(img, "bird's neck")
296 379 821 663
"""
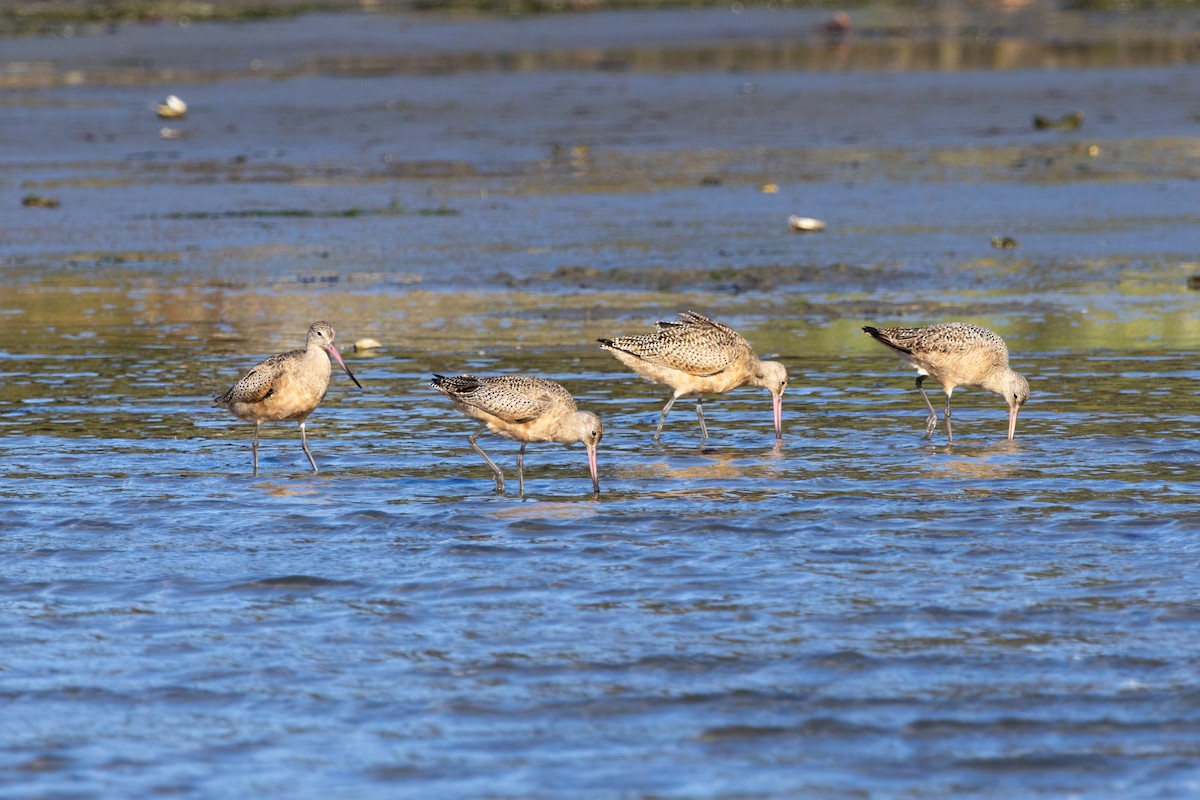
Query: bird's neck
306 345 333 368
981 366 1018 399
744 356 770 389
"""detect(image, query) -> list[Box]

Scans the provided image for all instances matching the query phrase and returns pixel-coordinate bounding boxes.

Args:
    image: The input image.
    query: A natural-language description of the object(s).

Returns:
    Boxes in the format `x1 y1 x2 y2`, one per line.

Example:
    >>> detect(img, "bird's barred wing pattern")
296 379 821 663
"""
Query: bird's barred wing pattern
604 311 751 377
432 375 575 423
215 350 299 405
865 323 1009 362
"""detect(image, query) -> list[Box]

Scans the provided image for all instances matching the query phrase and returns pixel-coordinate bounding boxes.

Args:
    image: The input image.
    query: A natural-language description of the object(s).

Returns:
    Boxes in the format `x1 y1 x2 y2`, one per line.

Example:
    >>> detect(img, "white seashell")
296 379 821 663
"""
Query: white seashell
788 215 826 233
155 95 188 118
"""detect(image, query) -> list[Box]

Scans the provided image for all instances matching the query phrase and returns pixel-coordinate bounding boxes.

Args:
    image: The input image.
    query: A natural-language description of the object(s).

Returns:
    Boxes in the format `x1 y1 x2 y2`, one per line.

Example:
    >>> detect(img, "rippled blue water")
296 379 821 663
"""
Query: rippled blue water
5 337 1200 797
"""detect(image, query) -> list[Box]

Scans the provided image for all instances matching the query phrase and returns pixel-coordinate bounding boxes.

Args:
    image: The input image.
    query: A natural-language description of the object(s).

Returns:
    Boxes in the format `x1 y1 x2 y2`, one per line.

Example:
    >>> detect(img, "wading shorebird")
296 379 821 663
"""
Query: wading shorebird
862 322 1030 441
598 311 788 443
431 374 603 497
213 321 362 475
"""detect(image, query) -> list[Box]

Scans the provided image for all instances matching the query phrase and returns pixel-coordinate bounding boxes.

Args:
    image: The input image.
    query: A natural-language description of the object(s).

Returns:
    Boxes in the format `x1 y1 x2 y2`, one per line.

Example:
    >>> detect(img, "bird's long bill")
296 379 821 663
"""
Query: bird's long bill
327 343 363 389
586 444 600 495
1007 404 1020 441
772 394 783 440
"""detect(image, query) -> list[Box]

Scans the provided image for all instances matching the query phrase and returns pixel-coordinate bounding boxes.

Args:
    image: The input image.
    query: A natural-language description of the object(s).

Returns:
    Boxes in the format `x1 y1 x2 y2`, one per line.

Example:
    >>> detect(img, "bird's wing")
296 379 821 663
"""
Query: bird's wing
223 352 291 404
439 375 572 423
863 326 924 355
608 313 748 377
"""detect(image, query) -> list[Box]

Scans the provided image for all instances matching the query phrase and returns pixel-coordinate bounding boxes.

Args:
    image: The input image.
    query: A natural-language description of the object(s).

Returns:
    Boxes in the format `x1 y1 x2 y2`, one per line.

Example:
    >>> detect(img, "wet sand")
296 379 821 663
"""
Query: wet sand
5 8 1200 320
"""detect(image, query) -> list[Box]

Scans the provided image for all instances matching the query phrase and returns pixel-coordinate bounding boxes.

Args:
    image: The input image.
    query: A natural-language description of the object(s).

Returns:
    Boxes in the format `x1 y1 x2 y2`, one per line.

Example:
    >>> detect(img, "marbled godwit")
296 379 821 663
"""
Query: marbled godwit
862 323 1030 441
213 321 362 475
431 374 603 496
598 311 788 442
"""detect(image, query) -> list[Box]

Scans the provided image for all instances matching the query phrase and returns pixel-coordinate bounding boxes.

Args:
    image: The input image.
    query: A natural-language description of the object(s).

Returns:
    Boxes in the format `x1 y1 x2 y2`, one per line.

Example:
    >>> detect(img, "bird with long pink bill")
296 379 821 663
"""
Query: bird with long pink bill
431 374 603 497
598 311 788 443
213 321 362 475
862 322 1029 441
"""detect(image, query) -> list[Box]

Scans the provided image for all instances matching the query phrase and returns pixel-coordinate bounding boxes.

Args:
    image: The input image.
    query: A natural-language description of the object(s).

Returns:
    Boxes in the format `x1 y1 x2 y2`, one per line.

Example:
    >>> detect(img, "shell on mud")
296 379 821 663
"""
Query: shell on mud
352 338 383 352
788 215 826 233
155 95 188 119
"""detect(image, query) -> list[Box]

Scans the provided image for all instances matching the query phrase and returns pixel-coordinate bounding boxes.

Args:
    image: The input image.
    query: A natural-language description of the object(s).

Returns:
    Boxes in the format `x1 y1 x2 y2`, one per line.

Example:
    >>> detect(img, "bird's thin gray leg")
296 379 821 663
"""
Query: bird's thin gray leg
695 396 709 443
299 421 319 473
517 442 526 498
916 376 938 439
944 393 954 442
251 422 261 476
469 427 505 494
655 396 679 441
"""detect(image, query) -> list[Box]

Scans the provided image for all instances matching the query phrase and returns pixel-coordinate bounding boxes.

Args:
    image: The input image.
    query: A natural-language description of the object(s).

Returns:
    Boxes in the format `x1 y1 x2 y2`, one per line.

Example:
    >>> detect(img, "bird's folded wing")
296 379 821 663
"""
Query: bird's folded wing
229 358 282 403
468 378 566 423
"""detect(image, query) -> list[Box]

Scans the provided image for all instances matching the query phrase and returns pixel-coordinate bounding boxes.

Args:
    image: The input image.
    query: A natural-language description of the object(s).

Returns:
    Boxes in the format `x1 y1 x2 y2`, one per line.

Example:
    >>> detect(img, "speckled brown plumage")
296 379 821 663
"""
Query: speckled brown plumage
863 322 1030 441
213 321 361 474
602 311 752 377
432 375 576 427
598 311 788 442
432 374 603 496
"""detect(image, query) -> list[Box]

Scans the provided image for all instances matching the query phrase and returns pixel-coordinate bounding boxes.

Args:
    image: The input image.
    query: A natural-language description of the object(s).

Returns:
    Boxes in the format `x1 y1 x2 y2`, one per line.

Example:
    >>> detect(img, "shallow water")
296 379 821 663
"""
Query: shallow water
4 6 1200 799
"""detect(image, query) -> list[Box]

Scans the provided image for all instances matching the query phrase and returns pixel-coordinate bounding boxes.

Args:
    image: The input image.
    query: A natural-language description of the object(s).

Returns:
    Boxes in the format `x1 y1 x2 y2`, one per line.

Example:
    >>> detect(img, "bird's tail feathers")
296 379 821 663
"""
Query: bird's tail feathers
431 374 481 394
862 326 913 355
